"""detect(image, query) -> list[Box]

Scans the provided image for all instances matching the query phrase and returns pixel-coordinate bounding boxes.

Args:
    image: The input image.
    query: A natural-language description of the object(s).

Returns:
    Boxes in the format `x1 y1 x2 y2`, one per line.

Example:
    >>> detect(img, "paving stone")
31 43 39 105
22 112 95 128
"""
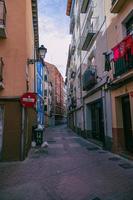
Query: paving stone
119 162 133 169
108 157 121 161
69 143 81 148
0 125 133 200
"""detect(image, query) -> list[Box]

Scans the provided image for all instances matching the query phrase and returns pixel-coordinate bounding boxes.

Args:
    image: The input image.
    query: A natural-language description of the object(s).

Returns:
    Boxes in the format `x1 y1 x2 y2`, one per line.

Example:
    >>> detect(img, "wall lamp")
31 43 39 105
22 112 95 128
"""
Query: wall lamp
27 45 47 65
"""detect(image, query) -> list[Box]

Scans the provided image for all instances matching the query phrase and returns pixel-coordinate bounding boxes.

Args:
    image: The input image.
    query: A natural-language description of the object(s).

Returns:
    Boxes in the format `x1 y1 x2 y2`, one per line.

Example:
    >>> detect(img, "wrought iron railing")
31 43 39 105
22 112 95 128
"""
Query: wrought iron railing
112 34 133 77
82 65 97 90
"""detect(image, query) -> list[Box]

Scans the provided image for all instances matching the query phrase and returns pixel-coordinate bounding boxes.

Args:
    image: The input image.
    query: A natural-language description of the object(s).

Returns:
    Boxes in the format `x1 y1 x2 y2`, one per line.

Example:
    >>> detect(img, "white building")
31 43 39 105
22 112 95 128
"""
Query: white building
66 0 113 149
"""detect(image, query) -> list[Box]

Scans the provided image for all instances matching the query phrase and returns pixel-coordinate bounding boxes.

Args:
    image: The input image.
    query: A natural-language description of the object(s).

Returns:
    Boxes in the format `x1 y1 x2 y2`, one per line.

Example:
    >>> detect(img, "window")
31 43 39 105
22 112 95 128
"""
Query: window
44 74 47 82
44 89 47 96
44 105 47 111
0 0 6 38
126 16 133 35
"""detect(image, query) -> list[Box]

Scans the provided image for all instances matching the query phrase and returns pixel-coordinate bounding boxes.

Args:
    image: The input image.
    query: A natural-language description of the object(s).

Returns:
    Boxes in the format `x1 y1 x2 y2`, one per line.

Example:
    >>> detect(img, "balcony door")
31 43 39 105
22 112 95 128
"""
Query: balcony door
0 106 4 159
122 95 133 153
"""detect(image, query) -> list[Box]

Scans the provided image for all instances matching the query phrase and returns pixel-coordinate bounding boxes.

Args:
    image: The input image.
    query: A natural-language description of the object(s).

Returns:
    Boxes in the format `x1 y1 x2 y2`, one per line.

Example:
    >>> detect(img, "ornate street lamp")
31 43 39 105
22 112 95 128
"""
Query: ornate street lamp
38 45 47 59
27 45 47 64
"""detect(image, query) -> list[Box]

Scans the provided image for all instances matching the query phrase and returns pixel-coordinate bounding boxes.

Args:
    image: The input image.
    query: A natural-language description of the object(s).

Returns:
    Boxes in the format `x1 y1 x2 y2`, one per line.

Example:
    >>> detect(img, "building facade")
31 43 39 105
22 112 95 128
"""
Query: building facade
36 61 45 127
108 0 133 156
66 0 133 157
46 62 65 125
44 64 53 127
0 0 39 161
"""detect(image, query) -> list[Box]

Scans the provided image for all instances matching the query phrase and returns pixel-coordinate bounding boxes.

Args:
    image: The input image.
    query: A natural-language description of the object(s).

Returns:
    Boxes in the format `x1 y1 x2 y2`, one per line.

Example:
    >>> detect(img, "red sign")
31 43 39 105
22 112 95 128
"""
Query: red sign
20 92 37 107
130 92 133 97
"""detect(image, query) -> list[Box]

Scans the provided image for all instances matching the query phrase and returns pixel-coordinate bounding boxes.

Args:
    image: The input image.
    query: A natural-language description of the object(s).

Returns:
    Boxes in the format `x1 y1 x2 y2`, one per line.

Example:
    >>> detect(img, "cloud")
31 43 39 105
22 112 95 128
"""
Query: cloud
38 0 71 78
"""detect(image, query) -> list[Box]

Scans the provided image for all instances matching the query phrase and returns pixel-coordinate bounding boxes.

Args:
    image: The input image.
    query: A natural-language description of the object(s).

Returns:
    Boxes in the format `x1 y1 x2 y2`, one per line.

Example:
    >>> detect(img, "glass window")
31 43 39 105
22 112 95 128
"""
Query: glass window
44 105 47 111
126 16 133 35
44 89 47 96
44 75 47 82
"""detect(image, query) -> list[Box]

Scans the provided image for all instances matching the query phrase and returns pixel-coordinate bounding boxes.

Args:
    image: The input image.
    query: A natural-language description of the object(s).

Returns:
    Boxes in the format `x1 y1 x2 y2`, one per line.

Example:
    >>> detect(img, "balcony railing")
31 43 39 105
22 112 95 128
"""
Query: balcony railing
82 65 97 91
111 0 126 13
112 34 133 78
0 0 6 38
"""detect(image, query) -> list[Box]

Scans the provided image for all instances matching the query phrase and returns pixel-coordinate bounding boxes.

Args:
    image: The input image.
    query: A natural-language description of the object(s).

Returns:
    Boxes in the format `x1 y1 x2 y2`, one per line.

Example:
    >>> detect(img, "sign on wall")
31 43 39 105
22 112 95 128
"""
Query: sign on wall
20 92 36 107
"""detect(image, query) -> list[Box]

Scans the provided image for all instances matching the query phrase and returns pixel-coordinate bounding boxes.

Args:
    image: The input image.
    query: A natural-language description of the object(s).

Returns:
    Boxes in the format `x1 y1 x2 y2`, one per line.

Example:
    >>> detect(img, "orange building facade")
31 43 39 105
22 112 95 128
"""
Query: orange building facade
0 0 38 161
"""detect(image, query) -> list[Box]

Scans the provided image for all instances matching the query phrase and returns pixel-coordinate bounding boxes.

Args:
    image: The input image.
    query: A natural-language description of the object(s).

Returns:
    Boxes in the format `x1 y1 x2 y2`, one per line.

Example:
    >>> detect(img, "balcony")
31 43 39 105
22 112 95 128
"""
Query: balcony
82 65 97 91
80 19 98 50
81 0 91 13
0 0 6 38
0 57 4 89
112 34 133 78
110 0 126 13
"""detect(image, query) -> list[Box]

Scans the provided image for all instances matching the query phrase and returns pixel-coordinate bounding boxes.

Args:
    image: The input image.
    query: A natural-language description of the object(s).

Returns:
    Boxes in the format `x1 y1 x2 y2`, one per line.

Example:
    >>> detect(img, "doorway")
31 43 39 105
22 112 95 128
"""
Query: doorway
122 95 133 153
91 100 105 144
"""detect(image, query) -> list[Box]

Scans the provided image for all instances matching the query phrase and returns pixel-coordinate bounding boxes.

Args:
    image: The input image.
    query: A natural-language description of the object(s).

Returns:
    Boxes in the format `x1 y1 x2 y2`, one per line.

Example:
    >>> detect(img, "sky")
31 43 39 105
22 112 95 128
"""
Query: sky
38 0 71 78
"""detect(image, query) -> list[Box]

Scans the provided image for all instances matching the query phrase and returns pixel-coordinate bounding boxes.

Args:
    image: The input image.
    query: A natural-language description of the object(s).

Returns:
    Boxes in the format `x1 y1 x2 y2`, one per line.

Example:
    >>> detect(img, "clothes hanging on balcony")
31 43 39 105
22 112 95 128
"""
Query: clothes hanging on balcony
112 45 120 61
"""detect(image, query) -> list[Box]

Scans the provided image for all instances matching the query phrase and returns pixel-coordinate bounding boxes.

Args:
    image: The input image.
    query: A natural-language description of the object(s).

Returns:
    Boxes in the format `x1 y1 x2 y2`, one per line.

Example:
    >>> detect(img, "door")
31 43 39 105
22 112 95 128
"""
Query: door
122 95 133 153
91 100 105 144
0 106 4 159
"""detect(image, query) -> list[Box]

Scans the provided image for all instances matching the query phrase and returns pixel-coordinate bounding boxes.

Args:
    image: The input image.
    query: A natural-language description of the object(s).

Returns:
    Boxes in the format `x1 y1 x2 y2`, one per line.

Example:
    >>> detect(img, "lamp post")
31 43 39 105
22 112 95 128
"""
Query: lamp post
27 45 47 65
27 44 47 116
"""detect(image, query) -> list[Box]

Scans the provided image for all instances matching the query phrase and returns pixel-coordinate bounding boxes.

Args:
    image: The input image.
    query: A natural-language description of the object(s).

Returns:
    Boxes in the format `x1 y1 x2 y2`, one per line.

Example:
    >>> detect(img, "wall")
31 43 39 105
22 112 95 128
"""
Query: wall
105 0 133 49
26 0 35 92
0 0 37 161
0 0 27 96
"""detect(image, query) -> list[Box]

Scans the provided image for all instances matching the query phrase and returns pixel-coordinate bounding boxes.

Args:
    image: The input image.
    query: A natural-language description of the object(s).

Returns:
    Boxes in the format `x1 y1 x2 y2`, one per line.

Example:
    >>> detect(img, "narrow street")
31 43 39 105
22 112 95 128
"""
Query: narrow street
0 125 133 200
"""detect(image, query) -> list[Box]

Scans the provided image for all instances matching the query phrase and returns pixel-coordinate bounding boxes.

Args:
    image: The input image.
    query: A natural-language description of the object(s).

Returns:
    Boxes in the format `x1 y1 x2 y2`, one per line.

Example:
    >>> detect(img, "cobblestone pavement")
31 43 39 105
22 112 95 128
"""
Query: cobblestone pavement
0 125 133 200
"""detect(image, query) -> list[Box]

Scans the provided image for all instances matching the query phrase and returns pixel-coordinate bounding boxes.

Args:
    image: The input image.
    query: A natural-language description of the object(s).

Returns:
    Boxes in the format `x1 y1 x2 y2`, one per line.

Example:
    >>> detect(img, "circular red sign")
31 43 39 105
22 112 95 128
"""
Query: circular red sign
20 92 37 107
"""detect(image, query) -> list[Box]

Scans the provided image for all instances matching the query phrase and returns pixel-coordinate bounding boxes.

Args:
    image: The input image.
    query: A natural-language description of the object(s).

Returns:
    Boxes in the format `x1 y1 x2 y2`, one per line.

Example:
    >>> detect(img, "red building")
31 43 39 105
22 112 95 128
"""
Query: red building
45 62 65 125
